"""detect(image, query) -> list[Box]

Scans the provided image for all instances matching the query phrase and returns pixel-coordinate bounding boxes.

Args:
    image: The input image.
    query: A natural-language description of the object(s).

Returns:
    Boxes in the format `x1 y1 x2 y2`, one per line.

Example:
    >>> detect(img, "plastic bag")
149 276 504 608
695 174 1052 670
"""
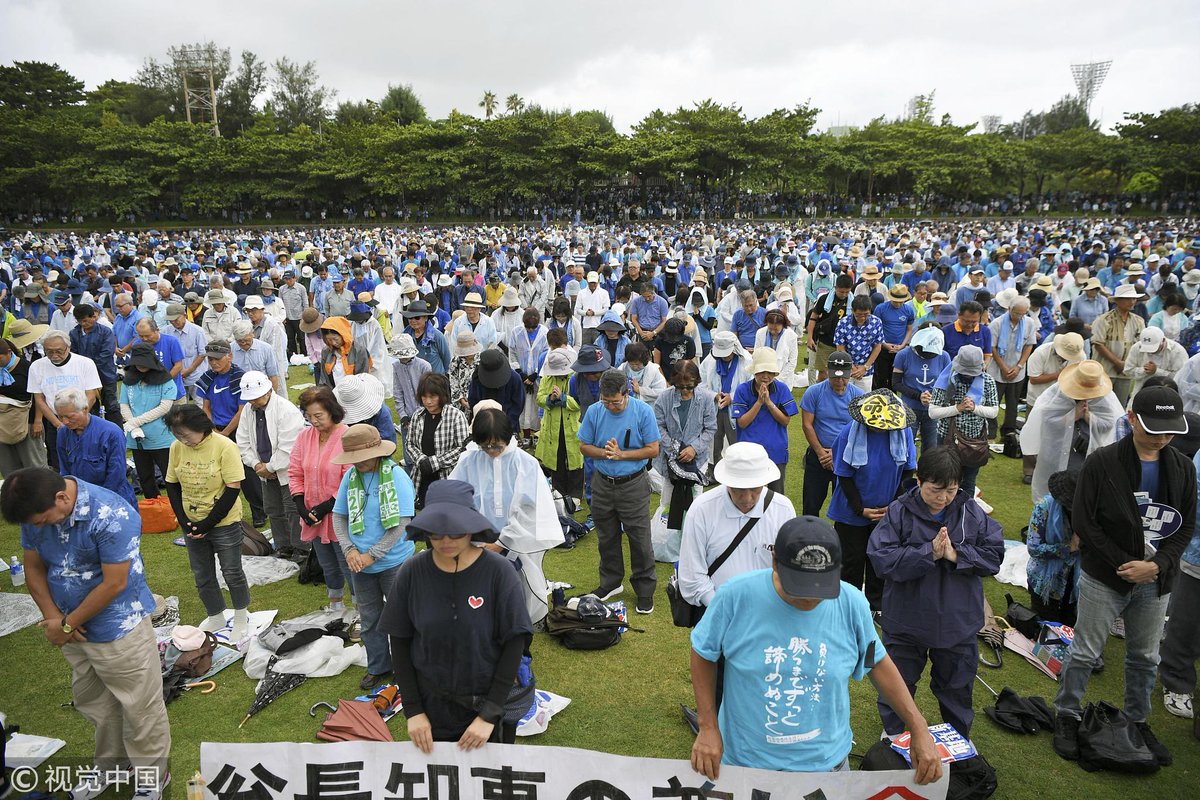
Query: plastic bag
139 496 177 534
651 504 680 562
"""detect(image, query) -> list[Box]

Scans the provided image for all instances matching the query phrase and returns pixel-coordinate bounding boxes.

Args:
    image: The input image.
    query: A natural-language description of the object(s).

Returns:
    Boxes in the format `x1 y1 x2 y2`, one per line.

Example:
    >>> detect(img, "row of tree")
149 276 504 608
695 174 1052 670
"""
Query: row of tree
0 53 1196 220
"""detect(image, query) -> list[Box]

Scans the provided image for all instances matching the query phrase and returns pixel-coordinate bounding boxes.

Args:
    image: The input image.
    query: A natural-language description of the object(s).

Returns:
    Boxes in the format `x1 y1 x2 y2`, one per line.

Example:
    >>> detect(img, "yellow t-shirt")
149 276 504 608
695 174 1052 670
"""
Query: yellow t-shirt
485 283 507 309
166 433 245 527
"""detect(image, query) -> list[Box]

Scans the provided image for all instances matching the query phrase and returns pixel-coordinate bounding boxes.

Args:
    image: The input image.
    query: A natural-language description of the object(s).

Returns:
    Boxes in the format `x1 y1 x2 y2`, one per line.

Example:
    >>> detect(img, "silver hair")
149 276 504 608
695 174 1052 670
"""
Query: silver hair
53 386 89 412
232 320 254 339
136 317 159 332
42 330 71 349
739 289 757 303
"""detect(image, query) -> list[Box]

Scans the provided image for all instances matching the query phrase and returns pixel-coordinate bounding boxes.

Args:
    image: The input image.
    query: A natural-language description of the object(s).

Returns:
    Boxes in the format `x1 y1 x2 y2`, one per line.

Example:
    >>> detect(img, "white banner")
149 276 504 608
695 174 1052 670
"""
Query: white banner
201 741 947 799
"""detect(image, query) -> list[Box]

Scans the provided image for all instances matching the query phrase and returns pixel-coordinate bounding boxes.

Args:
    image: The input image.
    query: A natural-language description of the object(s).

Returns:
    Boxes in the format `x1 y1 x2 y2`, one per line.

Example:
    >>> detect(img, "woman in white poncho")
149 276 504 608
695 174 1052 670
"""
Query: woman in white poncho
449 401 564 624
1021 359 1123 502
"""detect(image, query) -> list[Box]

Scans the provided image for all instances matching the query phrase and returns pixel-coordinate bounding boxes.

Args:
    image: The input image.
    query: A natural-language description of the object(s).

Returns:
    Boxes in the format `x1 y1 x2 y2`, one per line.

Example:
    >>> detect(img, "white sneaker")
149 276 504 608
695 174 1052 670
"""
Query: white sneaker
198 613 227 633
1163 689 1194 719
67 768 117 800
132 771 170 800
1110 617 1126 638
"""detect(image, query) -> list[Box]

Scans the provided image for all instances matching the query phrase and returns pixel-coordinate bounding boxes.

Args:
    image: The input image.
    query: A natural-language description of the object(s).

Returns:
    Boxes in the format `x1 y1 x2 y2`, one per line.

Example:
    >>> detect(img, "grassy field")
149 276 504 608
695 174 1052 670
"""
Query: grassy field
0 365 1195 798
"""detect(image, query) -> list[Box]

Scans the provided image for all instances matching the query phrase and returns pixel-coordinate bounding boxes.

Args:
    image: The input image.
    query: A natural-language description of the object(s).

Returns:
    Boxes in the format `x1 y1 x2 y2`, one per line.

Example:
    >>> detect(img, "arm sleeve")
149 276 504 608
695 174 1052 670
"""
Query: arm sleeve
331 512 354 554
196 485 242 532
390 637 425 718
368 521 409 561
839 474 866 516
292 493 310 521
131 396 174 428
867 505 936 582
165 481 190 526
928 403 959 420
477 634 532 725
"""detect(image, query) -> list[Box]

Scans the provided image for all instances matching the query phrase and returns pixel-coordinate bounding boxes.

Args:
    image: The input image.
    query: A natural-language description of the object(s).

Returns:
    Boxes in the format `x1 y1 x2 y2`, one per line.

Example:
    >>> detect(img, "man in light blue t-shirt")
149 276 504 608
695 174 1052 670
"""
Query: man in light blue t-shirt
689 517 941 782
578 368 661 614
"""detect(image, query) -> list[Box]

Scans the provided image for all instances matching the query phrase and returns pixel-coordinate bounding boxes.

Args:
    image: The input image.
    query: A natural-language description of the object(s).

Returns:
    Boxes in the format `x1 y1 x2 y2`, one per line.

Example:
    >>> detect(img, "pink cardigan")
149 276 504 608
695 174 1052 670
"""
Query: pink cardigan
287 424 351 544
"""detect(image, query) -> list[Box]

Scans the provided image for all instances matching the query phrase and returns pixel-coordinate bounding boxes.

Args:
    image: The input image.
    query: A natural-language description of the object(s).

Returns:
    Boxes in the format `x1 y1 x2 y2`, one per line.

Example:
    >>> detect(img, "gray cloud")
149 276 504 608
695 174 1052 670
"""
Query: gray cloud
3 0 1195 132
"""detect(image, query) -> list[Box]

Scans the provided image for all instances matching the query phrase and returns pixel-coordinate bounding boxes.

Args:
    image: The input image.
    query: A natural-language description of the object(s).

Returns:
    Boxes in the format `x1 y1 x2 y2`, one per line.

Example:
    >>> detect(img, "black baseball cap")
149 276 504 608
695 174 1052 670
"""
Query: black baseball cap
1132 386 1188 435
774 517 842 599
826 351 853 378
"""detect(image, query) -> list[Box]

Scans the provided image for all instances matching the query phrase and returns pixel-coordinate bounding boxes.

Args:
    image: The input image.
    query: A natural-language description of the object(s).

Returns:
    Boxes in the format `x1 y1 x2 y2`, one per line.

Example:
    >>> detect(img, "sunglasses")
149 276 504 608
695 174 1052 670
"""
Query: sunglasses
427 533 469 541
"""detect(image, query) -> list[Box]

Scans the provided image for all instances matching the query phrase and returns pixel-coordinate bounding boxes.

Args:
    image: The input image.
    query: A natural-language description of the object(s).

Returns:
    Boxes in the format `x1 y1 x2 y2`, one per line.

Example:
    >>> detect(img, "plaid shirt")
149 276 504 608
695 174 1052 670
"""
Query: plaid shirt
402 405 470 497
833 314 885 373
932 373 999 439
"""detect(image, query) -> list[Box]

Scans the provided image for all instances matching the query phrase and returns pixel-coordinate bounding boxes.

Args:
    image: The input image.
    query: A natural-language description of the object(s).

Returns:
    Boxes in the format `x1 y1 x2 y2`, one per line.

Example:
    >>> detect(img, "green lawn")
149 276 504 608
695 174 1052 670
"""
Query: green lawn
0 366 1195 798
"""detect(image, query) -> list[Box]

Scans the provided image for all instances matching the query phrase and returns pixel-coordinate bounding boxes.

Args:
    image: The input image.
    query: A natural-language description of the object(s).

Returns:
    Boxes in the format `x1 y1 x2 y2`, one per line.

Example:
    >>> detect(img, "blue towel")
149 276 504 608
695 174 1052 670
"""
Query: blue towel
842 421 912 469
934 363 984 403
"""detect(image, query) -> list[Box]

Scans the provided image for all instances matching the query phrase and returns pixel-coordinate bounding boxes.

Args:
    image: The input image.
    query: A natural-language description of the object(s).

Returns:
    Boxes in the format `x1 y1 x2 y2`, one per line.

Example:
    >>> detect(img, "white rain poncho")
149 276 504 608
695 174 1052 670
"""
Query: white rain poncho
1021 384 1123 501
1176 352 1200 413
449 440 564 623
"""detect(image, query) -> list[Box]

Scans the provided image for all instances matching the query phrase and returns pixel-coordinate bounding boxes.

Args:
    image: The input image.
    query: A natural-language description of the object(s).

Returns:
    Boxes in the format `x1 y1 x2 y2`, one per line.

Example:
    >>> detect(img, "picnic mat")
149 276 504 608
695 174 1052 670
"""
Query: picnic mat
217 555 299 588
0 592 40 637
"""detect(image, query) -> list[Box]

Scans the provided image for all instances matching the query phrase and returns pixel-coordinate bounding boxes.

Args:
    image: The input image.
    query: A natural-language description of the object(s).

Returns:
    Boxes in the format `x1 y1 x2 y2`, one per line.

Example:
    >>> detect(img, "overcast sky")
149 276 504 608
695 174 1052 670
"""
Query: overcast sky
4 0 1196 133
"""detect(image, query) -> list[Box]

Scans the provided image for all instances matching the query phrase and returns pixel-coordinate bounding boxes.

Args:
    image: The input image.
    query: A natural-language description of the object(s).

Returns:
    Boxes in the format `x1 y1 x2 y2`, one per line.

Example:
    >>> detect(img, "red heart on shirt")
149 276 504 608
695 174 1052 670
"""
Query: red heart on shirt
467 595 484 609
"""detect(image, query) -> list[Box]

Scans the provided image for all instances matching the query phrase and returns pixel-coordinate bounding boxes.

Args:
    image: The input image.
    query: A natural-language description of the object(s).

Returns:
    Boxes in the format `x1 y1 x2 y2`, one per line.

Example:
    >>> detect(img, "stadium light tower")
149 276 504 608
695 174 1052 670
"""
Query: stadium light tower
981 115 1001 134
1070 60 1112 115
177 46 220 136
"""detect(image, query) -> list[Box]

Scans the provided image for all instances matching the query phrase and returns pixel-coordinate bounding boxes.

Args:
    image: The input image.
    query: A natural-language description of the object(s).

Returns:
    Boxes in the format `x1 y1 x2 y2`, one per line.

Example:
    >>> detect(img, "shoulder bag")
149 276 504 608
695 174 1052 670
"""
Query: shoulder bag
667 490 774 628
947 414 990 468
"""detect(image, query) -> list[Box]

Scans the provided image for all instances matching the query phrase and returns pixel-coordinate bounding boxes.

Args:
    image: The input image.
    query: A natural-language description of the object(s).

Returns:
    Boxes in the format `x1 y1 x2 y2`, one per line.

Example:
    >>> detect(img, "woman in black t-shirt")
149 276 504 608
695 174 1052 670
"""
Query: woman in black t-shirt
382 479 534 750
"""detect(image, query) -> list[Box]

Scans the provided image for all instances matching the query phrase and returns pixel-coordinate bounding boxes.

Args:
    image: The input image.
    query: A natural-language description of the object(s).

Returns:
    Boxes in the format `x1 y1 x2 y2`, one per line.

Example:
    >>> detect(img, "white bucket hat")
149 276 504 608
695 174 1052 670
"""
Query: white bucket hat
713 442 780 488
332 372 385 426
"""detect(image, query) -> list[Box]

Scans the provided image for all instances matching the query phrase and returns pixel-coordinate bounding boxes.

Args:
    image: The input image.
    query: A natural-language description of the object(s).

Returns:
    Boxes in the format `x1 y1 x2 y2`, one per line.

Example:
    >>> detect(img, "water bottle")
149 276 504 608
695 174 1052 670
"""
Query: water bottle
9 556 24 587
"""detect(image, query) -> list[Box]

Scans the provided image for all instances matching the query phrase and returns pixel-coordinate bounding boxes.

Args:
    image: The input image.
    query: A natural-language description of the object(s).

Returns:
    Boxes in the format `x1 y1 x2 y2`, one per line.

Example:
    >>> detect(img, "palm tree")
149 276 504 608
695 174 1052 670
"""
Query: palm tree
479 91 497 119
505 94 525 115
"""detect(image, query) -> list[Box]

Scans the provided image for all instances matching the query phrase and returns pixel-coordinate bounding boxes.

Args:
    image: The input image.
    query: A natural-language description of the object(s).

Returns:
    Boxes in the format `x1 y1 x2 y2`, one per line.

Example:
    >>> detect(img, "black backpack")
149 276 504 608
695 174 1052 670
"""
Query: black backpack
297 549 326 585
860 740 997 800
544 603 638 650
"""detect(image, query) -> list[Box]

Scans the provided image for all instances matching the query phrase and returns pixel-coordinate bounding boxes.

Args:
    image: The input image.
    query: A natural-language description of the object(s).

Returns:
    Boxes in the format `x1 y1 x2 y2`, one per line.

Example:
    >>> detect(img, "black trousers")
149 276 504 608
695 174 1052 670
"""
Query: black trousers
801 446 836 517
872 348 897 390
94 383 124 426
834 520 883 612
993 380 1022 439
131 446 170 499
284 318 304 358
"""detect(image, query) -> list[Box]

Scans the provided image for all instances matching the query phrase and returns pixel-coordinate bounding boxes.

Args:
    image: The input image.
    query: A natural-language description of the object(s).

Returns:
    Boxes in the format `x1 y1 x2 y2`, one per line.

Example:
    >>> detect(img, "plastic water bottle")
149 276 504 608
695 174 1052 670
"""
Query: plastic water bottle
9 556 24 587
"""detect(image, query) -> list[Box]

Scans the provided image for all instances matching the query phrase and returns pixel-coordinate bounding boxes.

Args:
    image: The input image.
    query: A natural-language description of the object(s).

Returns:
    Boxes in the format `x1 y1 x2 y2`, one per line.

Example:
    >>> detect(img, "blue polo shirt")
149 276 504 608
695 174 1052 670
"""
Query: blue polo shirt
827 425 917 527
941 321 992 359
799 380 864 448
732 307 766 348
111 308 143 354
892 348 951 410
872 301 916 344
577 395 660 477
152 334 185 399
195 365 246 428
730 378 798 464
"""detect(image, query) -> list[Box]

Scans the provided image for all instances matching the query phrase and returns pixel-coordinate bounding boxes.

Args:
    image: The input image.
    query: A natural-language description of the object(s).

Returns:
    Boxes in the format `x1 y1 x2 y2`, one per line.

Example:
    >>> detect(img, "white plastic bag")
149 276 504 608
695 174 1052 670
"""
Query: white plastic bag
650 504 681 563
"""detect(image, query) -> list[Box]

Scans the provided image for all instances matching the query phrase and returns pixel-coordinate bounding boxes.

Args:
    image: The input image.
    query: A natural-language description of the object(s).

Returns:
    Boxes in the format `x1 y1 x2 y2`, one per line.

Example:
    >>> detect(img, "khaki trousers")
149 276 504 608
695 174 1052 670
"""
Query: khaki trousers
60 616 171 775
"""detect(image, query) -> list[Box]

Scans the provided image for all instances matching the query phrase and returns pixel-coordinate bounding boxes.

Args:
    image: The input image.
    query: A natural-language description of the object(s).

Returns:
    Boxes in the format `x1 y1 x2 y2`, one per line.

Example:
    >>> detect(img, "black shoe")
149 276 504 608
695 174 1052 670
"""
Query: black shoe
635 598 654 615
1135 721 1172 766
275 547 294 559
252 518 267 529
590 585 623 601
1053 713 1081 761
360 672 391 691
1092 654 1105 674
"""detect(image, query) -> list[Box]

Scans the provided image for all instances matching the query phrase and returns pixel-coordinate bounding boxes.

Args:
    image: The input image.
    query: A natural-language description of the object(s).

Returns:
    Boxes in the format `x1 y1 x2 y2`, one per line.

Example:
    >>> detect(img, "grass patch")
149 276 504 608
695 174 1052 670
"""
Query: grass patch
0 366 1194 797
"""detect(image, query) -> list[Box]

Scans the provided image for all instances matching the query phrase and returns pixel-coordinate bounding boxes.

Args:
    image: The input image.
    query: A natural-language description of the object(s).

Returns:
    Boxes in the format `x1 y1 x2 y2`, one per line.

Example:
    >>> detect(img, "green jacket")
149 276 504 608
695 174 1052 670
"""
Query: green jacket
535 374 582 471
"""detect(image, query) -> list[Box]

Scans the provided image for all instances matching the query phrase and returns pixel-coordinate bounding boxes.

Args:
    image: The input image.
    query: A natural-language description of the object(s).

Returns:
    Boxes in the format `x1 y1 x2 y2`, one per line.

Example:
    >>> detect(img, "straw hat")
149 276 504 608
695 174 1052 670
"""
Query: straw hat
462 292 485 308
1058 360 1112 401
1052 332 1085 363
886 284 910 301
499 287 520 308
1110 284 1146 301
330 423 397 464
849 389 916 431
927 292 949 308
6 319 48 350
749 347 780 375
454 329 481 357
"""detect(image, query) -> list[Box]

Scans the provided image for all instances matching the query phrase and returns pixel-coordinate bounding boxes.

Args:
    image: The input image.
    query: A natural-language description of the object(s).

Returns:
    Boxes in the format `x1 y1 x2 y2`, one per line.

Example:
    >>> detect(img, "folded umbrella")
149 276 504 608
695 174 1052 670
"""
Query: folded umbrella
316 699 392 742
978 678 1054 735
239 657 306 728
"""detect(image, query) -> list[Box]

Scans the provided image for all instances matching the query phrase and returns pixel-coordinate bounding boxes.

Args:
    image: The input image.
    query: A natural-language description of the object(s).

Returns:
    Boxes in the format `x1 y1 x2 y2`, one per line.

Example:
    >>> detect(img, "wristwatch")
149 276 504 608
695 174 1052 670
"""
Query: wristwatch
61 618 73 634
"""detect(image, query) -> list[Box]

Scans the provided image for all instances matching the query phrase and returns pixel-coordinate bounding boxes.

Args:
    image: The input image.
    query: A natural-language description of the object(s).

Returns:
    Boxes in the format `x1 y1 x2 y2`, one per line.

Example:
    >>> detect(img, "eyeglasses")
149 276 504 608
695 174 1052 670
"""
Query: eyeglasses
675 383 697 390
480 442 506 453
427 533 469 541
599 395 627 407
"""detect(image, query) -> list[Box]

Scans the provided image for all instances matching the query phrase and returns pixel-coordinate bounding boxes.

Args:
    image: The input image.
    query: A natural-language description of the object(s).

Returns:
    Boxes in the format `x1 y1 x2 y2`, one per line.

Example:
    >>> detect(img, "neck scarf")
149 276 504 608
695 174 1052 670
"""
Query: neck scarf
997 313 1027 360
346 458 401 537
842 420 912 468
0 352 16 387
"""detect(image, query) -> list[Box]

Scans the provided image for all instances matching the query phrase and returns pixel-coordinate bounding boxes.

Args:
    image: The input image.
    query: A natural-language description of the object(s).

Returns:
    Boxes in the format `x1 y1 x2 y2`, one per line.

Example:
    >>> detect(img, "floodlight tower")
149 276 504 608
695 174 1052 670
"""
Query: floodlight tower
177 46 220 136
1070 60 1112 115
981 115 1001 134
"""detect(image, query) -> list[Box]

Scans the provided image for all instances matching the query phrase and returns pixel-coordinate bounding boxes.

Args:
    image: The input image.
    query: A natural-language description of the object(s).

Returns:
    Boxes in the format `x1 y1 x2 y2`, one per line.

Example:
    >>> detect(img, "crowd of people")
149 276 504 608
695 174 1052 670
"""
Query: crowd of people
2 214 1199 796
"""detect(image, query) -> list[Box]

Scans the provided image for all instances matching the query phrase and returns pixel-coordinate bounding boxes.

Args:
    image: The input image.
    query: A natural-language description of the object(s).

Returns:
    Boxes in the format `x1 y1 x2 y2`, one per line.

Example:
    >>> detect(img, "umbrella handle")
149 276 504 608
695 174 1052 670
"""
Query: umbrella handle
309 701 338 717
185 680 217 694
